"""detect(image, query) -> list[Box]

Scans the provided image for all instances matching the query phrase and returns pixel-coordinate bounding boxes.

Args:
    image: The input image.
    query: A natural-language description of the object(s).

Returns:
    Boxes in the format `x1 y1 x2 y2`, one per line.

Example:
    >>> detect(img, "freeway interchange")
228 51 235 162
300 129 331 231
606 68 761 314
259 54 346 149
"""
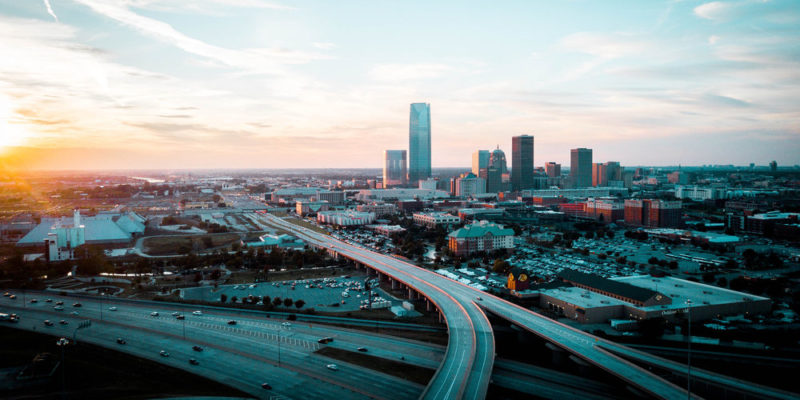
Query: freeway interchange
260 213 797 400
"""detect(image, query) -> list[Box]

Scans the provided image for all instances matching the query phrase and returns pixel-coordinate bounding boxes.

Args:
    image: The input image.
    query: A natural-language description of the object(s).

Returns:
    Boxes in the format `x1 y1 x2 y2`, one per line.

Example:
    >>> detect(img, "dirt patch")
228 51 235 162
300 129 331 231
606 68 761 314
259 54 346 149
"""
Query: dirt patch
315 346 435 385
283 218 329 235
141 233 241 256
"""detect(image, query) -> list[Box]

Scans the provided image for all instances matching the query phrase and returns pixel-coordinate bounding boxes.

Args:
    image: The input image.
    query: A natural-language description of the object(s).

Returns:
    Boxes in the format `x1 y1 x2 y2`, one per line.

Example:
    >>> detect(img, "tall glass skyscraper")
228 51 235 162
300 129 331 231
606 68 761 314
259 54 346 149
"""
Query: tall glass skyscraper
408 103 431 183
570 148 593 188
383 150 407 187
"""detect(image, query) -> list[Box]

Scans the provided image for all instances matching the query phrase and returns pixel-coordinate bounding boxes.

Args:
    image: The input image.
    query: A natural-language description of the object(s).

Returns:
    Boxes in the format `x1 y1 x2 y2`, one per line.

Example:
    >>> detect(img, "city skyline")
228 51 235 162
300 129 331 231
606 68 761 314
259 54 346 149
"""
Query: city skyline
1 0 799 171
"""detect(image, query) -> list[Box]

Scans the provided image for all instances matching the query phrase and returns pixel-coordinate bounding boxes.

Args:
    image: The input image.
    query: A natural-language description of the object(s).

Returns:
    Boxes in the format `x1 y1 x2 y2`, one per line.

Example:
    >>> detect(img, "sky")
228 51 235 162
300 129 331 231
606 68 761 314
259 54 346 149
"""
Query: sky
0 0 798 171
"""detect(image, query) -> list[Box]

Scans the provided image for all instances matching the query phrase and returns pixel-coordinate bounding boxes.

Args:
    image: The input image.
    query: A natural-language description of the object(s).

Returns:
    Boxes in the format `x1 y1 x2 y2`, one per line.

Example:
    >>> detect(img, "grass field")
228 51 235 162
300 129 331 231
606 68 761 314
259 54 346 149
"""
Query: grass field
0 326 249 399
284 217 329 235
315 347 435 385
141 233 241 255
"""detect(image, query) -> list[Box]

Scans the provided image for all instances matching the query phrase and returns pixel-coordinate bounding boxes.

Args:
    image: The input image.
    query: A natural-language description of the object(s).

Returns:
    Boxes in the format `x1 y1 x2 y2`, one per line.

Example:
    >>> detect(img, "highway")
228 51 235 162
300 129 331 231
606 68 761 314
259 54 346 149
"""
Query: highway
261 213 694 400
1 293 426 400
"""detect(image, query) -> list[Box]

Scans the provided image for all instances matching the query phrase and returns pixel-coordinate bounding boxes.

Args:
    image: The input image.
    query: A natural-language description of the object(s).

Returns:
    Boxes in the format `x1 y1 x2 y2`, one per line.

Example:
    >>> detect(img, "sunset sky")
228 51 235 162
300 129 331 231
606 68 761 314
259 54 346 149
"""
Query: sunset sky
0 0 798 171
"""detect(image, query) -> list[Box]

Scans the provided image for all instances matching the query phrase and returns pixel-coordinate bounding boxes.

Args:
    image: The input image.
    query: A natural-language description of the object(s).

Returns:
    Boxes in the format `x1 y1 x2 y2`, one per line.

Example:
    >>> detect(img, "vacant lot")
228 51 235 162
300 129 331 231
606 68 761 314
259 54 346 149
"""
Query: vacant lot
316 346 435 385
284 217 329 235
0 326 248 399
141 233 241 256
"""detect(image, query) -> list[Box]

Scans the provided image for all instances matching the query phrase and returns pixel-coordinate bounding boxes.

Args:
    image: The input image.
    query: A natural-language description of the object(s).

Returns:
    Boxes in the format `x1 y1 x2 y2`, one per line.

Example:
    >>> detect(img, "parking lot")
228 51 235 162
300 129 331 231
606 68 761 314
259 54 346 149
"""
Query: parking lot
181 275 397 312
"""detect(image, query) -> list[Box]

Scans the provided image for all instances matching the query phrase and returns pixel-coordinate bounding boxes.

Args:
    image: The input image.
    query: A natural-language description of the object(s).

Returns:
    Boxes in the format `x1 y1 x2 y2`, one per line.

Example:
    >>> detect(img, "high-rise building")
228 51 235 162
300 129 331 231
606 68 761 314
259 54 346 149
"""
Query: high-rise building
604 161 621 182
511 135 534 192
383 150 407 188
770 160 777 172
487 147 508 193
545 162 561 178
408 103 431 184
472 150 490 178
592 163 607 187
570 148 593 188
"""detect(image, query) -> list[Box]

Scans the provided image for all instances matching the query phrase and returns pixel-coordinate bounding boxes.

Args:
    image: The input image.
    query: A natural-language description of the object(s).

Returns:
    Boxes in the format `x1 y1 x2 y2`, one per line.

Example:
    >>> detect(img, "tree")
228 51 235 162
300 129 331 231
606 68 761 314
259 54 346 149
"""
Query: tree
295 299 305 308
231 296 238 303
283 298 293 307
493 259 511 274
272 297 282 307
220 294 228 303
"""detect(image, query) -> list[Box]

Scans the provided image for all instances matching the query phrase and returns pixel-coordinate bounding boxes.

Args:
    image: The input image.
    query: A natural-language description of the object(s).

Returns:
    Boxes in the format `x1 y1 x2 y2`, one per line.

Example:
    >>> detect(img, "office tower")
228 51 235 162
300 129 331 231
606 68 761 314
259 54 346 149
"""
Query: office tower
511 135 534 192
408 103 431 184
592 163 607 187
486 147 507 193
604 161 621 182
472 150 490 178
570 148 593 188
383 150 407 188
545 162 561 178
624 199 682 228
770 160 777 172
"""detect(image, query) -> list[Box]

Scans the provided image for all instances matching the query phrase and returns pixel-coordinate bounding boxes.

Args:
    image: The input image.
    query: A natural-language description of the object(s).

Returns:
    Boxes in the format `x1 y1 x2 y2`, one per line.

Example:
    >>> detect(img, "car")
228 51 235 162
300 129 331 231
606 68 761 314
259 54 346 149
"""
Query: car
2 292 9 297
281 322 291 327
150 312 159 317
30 299 38 303
261 383 272 390
192 311 202 316
227 320 237 325
189 358 199 365
476 296 483 301
43 320 53 326
55 301 64 305
45 299 53 303
159 350 169 357
357 347 368 352
171 311 180 316
72 303 82 307
192 345 203 352
54 305 64 311
70 311 79 315
117 338 126 344
108 306 117 311
8 295 16 299
176 314 185 320
326 364 338 371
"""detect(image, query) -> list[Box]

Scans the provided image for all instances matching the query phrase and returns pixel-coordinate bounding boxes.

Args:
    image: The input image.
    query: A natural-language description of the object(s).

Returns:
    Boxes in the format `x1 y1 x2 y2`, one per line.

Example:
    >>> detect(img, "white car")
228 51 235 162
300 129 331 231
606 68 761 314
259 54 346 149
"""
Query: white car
192 311 202 316
150 312 159 316
172 311 180 316
53 305 64 311
108 307 118 311
326 364 339 371
281 322 291 327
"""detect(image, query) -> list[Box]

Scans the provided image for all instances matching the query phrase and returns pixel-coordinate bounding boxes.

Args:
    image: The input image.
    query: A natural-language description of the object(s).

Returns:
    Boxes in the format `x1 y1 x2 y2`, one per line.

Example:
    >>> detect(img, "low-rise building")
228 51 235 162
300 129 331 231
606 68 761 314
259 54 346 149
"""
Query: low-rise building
448 220 515 256
356 203 397 217
296 200 329 217
413 212 461 229
317 210 375 227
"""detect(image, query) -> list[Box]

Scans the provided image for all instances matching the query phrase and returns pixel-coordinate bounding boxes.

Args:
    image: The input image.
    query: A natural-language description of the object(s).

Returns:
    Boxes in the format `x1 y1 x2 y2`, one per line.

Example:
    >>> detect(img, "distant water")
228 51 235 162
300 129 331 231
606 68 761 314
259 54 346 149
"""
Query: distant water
131 176 165 183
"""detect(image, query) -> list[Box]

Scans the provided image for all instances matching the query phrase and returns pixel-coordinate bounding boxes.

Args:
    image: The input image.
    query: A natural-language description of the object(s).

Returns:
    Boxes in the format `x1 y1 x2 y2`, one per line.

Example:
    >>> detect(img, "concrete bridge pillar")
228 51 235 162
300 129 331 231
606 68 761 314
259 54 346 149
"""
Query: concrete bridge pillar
568 355 592 376
407 288 417 300
438 311 444 324
391 278 398 290
545 342 568 367
426 299 433 311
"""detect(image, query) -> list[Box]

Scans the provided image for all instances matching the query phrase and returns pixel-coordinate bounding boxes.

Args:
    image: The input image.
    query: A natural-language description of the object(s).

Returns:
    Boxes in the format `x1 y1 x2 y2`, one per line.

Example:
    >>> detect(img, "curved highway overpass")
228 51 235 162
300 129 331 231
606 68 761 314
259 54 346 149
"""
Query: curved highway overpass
261 213 796 400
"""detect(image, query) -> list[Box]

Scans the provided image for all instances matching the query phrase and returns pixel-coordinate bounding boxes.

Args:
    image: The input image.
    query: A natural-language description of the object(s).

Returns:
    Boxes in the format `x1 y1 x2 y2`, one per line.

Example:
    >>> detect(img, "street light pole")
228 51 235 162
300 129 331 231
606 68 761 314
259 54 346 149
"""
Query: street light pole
56 337 69 399
686 299 692 399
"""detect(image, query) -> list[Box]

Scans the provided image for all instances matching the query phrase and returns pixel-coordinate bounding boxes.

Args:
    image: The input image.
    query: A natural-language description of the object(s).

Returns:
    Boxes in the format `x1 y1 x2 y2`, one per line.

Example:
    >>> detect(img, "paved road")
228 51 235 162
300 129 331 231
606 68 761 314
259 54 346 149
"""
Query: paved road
262 214 693 400
1 293 424 400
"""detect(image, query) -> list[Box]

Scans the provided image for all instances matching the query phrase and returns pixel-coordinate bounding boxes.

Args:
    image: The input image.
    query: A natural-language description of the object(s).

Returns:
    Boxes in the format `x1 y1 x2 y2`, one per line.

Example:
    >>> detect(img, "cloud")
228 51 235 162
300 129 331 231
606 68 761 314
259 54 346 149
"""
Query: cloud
42 0 58 22
313 42 336 50
694 2 732 21
71 0 325 73
369 63 454 82
708 35 720 45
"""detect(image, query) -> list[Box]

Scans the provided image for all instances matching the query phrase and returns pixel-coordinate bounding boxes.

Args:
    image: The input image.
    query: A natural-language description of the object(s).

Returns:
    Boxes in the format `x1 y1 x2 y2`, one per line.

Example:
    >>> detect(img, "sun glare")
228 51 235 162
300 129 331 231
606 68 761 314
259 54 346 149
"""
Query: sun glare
0 94 29 151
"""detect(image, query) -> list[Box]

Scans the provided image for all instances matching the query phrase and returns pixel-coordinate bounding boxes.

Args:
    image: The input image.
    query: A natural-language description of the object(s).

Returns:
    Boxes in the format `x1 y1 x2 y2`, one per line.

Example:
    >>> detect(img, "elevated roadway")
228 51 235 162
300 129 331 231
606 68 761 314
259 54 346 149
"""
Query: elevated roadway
265 213 777 400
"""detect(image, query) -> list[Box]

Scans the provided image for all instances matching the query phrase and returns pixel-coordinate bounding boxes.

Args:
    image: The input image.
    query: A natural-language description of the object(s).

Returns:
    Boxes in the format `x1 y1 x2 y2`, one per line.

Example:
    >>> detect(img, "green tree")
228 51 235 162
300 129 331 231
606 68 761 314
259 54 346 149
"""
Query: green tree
295 299 305 308
283 298 293 307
